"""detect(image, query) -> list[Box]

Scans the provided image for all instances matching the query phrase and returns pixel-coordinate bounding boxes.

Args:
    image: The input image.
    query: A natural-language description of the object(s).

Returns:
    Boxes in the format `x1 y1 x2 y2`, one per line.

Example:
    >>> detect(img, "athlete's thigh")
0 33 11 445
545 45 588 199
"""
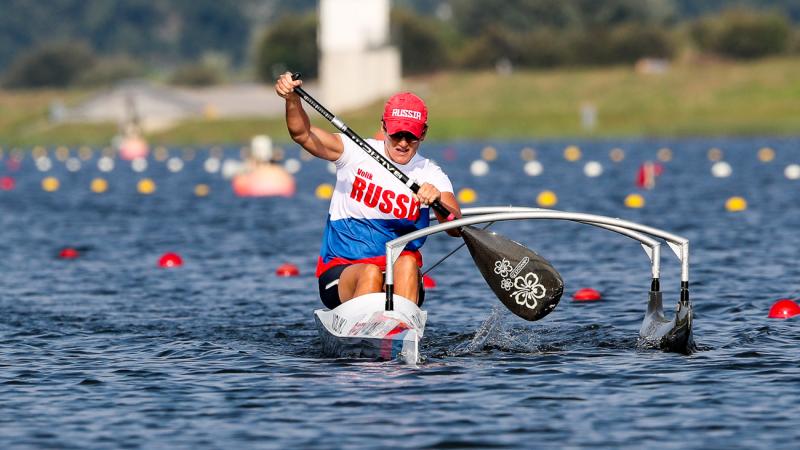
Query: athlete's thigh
337 263 383 301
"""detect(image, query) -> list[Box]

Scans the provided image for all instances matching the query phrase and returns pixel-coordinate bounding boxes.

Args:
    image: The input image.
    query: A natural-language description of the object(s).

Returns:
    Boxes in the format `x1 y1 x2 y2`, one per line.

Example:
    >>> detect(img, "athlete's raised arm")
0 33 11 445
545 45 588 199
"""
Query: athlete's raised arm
275 72 343 161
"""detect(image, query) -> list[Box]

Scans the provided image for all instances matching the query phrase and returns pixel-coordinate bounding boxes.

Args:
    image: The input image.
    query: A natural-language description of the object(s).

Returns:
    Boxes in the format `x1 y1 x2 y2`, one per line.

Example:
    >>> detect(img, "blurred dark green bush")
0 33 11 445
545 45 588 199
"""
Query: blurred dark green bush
691 9 790 58
3 42 96 88
392 8 453 75
255 13 318 82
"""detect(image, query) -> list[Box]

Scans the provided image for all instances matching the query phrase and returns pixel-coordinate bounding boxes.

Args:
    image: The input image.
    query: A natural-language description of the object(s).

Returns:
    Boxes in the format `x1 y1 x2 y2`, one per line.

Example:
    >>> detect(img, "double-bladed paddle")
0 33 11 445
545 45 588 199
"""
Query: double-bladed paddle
289 73 564 321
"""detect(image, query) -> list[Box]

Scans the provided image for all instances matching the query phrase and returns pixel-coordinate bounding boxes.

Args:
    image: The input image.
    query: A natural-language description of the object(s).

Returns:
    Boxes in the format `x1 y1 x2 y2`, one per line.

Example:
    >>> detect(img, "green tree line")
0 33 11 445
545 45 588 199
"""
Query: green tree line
2 0 799 89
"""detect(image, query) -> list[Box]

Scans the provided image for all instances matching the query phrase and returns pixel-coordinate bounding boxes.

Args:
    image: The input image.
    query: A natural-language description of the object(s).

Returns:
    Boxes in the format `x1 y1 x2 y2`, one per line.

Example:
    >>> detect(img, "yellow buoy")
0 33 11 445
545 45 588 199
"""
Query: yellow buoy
609 148 625 162
537 190 558 207
520 147 536 161
757 147 775 163
90 178 108 194
624 193 645 209
55 146 70 161
154 146 168 162
457 188 477 204
725 196 747 212
315 183 334 200
194 183 210 197
657 148 673 162
564 145 582 162
32 146 47 159
42 176 60 192
79 146 93 160
481 146 498 161
137 178 156 195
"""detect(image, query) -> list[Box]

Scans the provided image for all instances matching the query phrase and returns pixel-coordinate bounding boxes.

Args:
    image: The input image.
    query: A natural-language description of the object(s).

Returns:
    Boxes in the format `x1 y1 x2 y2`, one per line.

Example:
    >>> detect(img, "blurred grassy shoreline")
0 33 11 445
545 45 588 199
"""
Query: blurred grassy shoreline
2 57 799 148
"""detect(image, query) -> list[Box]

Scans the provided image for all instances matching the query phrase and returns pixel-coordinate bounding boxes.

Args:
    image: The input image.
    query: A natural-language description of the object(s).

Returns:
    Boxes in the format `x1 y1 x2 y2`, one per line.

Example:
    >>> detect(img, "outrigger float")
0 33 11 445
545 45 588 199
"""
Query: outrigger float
314 206 695 364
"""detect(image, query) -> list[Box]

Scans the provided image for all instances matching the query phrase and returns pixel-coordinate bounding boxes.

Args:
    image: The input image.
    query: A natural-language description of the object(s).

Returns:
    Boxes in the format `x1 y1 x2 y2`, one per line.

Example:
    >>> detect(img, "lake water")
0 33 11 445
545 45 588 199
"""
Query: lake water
1 137 799 449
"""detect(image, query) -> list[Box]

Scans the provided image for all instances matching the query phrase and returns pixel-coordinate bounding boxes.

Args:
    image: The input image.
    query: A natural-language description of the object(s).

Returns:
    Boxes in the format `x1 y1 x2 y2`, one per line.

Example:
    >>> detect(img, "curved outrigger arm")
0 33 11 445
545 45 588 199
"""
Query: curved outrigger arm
456 207 663 284
388 209 694 354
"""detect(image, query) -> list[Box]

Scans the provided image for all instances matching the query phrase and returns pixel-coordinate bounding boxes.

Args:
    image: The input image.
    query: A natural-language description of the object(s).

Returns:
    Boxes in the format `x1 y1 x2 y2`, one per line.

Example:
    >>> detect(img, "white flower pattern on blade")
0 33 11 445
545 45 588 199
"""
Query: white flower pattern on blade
500 278 513 291
510 272 547 309
494 259 513 277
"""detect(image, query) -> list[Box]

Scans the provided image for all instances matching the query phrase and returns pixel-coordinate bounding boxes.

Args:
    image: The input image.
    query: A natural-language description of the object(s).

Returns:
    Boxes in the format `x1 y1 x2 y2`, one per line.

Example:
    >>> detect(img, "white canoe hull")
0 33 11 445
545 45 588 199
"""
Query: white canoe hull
314 293 427 364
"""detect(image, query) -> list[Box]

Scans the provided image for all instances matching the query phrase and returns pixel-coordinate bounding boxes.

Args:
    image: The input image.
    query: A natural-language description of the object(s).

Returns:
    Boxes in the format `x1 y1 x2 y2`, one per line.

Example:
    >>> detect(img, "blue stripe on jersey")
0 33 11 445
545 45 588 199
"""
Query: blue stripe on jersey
320 209 431 262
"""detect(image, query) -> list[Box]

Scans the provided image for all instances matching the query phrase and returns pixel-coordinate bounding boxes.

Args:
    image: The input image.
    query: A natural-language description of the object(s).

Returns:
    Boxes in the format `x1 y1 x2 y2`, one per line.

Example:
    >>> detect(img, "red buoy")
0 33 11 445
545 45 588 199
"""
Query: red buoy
573 288 602 301
0 176 14 191
422 274 437 289
768 299 800 319
58 247 79 259
276 263 299 277
158 252 183 268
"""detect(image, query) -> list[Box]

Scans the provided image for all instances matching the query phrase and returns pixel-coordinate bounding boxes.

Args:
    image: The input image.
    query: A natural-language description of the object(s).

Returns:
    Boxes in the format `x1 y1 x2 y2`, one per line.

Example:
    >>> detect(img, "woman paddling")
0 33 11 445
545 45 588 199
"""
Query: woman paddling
274 72 461 309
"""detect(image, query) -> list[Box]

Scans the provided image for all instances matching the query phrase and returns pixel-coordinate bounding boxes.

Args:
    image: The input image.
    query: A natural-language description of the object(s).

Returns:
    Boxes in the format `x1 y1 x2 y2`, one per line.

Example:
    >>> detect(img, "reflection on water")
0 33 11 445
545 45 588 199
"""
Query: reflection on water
1 137 800 449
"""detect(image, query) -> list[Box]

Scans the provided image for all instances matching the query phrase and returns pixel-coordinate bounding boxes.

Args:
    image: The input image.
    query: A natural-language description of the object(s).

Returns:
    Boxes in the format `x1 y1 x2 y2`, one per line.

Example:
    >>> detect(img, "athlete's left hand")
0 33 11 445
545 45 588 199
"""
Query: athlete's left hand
416 183 441 206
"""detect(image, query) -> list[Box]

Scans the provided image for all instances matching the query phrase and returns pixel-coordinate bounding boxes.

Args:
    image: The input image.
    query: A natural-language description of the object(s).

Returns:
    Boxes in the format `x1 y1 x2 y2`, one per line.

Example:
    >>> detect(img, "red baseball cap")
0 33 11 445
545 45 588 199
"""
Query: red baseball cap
382 92 428 139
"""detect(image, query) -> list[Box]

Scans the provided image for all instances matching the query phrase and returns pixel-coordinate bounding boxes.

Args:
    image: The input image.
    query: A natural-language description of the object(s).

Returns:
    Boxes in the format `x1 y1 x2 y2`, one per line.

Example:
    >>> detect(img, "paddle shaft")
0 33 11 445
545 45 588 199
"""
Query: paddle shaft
290 74 455 311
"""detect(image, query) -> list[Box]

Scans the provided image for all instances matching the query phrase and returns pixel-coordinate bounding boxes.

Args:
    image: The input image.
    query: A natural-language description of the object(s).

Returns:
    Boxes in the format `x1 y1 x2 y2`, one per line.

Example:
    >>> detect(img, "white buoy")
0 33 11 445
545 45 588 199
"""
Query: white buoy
470 159 489 176
284 158 302 174
36 156 52 172
524 160 543 176
711 161 732 178
98 156 115 172
583 161 603 177
166 157 184 173
221 159 242 179
132 157 148 172
204 157 221 173
65 157 82 172
785 164 800 180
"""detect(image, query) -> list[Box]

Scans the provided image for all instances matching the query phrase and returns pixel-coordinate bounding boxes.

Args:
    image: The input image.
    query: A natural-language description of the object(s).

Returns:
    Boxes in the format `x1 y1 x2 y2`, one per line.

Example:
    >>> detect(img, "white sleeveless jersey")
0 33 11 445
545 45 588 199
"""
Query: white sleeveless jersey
316 135 453 276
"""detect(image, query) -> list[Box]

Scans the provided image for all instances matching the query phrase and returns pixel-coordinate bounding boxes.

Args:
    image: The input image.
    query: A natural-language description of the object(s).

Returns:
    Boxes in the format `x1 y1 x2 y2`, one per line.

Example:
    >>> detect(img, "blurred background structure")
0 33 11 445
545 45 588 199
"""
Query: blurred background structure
0 0 799 145
318 0 400 110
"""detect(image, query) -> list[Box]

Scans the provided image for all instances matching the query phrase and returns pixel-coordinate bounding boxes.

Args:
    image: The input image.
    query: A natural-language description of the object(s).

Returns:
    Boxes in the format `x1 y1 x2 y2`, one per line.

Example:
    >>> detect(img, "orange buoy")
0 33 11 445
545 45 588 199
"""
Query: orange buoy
573 288 602 301
158 252 183 268
276 263 299 277
767 299 800 319
58 247 79 259
119 136 149 161
422 274 437 289
232 164 295 197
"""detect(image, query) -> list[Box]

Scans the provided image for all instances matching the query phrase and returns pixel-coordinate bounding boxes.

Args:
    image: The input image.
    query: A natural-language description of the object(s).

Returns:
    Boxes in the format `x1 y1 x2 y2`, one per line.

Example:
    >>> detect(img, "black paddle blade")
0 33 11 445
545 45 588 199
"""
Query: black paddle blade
461 225 564 321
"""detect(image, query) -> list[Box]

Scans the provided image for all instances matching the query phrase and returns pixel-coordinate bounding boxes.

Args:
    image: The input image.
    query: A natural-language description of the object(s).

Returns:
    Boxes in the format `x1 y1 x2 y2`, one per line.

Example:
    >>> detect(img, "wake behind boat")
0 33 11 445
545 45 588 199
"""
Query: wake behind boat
314 293 427 365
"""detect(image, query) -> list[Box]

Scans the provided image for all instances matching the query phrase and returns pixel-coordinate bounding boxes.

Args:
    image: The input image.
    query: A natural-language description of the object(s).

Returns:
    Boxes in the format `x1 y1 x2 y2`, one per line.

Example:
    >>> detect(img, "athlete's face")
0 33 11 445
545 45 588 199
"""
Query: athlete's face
384 130 423 165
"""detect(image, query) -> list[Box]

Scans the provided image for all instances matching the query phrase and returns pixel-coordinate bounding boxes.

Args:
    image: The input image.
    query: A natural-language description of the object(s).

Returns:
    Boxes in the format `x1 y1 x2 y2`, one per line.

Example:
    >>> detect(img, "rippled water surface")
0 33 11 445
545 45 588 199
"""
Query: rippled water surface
2 137 800 449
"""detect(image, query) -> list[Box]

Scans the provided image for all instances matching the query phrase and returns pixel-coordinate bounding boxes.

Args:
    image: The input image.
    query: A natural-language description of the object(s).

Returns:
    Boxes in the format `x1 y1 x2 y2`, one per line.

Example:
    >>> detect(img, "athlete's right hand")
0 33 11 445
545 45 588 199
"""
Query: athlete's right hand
275 72 302 99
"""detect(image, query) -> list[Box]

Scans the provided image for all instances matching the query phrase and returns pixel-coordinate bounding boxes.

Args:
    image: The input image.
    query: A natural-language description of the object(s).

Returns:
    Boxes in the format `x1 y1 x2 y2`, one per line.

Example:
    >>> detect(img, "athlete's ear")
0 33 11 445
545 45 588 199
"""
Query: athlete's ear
420 124 428 141
381 119 387 133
